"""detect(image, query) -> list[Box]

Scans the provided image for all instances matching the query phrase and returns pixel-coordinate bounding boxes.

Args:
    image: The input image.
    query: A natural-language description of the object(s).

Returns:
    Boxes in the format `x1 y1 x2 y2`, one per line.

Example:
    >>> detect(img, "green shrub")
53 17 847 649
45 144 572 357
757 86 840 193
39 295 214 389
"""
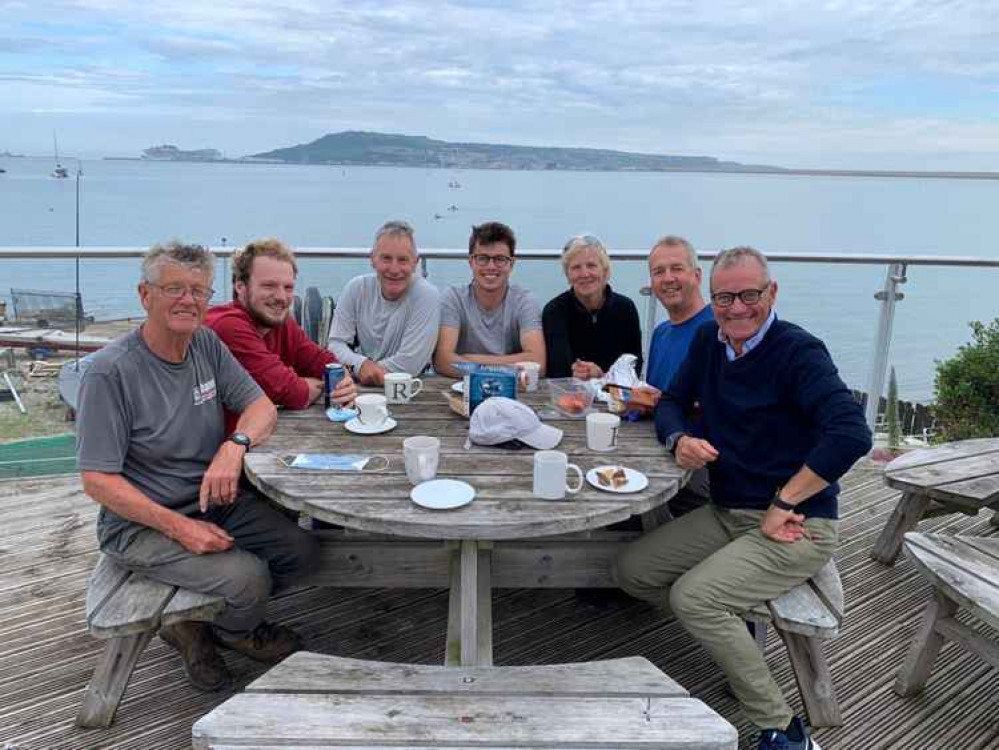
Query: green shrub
934 319 999 440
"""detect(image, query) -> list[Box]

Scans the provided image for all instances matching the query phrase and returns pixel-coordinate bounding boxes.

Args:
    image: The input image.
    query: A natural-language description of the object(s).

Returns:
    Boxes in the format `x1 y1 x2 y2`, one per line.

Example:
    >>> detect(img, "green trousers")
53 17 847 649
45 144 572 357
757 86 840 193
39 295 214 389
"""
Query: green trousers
616 504 838 730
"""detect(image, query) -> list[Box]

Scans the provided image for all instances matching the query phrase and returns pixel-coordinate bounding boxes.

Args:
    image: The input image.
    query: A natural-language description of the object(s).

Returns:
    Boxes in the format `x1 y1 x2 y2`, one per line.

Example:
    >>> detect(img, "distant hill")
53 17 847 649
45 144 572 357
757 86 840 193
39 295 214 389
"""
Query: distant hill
249 131 783 173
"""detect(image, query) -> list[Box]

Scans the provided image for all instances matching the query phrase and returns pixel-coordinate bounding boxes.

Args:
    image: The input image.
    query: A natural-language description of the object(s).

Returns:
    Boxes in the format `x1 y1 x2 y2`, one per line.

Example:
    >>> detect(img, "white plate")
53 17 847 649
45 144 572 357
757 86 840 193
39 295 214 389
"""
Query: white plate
410 479 475 510
451 381 464 393
344 417 398 435
585 466 649 494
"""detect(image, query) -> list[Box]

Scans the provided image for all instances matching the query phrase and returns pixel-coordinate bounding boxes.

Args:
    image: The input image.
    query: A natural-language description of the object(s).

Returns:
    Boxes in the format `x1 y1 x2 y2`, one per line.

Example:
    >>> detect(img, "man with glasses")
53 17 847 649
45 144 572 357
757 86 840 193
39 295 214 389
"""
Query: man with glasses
328 220 441 386
434 221 545 377
206 239 356 431
617 247 871 750
76 241 319 694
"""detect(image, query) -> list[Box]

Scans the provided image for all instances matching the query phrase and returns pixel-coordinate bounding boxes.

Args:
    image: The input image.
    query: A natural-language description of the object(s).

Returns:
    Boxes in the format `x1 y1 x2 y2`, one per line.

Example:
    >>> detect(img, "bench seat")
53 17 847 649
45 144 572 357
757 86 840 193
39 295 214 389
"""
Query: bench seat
77 554 225 728
193 653 738 749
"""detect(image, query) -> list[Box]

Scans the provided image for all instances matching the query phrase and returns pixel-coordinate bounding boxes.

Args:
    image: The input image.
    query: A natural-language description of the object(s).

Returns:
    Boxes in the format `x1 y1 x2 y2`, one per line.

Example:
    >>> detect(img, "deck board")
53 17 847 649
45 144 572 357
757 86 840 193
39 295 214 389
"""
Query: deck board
1 461 998 749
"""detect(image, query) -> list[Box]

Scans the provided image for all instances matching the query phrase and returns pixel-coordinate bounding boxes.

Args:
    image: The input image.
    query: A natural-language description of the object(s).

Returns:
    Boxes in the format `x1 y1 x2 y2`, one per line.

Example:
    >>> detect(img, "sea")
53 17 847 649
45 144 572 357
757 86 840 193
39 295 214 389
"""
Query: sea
1 156 997 403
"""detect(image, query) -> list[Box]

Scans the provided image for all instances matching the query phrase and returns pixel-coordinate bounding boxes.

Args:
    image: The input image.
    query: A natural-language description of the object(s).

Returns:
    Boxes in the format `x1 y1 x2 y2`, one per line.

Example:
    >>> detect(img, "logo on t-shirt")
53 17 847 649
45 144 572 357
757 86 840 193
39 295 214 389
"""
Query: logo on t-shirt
193 378 217 406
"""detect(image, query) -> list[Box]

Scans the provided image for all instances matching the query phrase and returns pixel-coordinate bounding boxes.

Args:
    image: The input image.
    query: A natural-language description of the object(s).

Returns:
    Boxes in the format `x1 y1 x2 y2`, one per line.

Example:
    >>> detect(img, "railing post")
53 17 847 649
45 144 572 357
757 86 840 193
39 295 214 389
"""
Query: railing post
640 286 657 379
421 256 428 279
865 262 907 435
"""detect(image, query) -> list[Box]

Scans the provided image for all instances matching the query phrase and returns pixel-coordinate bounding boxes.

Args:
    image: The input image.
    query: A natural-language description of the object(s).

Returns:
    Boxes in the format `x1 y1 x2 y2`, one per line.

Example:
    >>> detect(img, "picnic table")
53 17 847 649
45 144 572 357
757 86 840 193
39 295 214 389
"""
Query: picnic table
244 376 684 667
871 438 999 565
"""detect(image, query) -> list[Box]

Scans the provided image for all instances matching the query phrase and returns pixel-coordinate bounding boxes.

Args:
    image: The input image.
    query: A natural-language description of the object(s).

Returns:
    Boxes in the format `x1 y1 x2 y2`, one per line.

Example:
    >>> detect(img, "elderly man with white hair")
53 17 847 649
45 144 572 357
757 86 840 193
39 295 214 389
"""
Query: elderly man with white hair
542 234 643 379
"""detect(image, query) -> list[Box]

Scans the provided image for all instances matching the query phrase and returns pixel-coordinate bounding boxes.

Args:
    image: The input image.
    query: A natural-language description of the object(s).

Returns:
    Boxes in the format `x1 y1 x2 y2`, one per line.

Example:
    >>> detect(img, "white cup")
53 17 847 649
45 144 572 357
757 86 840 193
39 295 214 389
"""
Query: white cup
532 450 584 500
355 393 389 426
403 435 440 484
586 412 620 452
516 361 541 392
384 372 423 403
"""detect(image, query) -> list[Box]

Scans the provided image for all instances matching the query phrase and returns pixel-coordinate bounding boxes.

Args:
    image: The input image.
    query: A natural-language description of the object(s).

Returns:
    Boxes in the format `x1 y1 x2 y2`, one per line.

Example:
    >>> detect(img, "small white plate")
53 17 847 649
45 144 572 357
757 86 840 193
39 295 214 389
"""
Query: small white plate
344 417 398 435
585 466 649 494
451 381 464 393
411 479 476 510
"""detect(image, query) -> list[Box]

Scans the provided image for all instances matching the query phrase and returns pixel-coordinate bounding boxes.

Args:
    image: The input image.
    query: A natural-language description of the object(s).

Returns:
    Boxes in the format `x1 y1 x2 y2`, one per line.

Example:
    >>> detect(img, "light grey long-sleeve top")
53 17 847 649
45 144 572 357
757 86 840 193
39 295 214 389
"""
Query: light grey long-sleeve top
327 274 441 375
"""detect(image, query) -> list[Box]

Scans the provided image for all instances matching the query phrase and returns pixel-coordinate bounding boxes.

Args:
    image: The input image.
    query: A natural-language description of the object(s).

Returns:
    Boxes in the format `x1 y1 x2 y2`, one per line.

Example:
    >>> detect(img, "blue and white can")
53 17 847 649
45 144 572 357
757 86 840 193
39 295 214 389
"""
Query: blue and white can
324 363 345 409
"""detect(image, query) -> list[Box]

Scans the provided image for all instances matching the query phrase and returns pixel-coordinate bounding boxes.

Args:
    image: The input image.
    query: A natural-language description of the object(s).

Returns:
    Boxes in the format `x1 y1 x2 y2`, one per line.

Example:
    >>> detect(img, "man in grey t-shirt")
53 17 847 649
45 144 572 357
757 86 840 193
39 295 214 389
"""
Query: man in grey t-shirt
328 220 441 386
76 241 319 693
434 221 546 378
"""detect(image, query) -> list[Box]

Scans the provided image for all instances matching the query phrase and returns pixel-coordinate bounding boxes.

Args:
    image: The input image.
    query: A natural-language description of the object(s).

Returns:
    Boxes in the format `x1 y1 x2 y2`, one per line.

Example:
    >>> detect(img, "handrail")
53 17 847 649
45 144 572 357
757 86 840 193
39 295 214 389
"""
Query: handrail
3 246 999 436
1 246 999 267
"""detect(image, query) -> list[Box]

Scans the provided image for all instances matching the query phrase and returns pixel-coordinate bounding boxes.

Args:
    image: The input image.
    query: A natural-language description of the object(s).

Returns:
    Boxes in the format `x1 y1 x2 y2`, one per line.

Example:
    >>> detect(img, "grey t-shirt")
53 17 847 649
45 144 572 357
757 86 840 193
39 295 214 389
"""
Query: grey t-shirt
440 283 542 356
328 274 441 375
76 327 263 547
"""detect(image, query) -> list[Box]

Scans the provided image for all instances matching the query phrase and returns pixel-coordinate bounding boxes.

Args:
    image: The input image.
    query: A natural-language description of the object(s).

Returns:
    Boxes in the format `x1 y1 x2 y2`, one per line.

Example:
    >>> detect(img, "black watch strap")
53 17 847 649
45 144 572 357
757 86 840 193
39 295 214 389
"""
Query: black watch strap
771 495 796 512
665 431 686 456
228 432 252 451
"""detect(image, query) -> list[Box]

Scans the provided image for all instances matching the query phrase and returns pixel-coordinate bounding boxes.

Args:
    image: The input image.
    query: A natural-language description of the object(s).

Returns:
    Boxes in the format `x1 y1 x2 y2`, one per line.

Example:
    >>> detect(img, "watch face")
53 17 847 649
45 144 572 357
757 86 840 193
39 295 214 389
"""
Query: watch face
230 432 251 447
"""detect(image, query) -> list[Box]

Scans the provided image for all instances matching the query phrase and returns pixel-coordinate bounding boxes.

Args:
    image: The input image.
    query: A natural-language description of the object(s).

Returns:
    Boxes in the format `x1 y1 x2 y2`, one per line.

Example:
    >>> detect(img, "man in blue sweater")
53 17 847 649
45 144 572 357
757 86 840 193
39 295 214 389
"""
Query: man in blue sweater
617 246 871 750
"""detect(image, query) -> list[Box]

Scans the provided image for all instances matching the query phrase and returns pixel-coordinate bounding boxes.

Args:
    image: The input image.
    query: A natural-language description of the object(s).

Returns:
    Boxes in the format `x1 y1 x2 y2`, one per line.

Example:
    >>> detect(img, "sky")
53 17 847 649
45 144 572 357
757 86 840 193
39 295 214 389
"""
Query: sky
2 0 999 170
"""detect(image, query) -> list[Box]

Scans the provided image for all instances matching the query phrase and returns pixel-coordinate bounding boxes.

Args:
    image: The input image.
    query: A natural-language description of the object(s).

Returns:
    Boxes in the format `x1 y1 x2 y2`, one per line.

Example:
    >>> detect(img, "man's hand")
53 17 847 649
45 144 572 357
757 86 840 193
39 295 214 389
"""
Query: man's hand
356 359 387 386
674 435 719 470
331 370 358 406
572 360 603 380
760 504 810 543
174 517 235 554
199 441 245 512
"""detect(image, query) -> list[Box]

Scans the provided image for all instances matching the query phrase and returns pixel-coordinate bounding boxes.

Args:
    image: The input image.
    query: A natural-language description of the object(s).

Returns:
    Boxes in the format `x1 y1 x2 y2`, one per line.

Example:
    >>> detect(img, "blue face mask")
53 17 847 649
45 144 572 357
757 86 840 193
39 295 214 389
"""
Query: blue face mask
287 454 384 471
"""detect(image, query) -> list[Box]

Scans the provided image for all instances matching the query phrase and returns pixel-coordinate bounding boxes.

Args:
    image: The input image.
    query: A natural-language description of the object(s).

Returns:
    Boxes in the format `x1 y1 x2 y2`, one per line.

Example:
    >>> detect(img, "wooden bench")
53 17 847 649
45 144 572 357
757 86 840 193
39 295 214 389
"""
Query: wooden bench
744 558 844 728
77 554 225 728
193 653 738 749
894 533 999 696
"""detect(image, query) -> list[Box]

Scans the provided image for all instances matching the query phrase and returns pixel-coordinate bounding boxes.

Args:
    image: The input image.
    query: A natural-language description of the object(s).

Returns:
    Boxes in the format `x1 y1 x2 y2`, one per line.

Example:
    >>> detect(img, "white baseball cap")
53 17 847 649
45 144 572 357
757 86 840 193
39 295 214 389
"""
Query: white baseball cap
468 397 563 450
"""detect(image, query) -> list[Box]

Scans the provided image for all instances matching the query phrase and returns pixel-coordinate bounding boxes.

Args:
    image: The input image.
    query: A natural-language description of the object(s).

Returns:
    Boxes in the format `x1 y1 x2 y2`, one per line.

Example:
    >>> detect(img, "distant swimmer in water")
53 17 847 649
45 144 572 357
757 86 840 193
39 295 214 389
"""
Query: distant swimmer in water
448 204 458 211
434 213 443 220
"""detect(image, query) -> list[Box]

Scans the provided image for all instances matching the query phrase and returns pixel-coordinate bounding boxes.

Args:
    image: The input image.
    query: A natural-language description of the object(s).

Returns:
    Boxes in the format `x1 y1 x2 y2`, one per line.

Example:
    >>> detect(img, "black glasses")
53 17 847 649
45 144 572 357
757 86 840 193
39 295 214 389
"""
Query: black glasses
472 254 513 268
148 283 215 302
710 285 769 308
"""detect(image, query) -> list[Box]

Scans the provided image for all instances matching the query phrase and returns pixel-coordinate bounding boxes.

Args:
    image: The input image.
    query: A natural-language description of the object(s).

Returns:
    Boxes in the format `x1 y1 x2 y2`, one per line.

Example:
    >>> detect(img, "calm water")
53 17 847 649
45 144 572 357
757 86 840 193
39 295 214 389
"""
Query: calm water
1 156 997 402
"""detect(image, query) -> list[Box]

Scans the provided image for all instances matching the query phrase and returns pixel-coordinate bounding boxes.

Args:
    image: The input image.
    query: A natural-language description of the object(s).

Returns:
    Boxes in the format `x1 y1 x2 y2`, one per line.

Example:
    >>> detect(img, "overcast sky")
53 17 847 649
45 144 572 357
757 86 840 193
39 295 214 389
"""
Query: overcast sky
3 0 998 170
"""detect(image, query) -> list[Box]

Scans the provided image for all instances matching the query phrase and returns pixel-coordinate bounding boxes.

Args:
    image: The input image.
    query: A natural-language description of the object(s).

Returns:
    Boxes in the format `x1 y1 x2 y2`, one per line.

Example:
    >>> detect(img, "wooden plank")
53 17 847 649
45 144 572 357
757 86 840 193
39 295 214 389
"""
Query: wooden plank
88 573 176 639
76 631 155 728
192 694 738 749
769 583 840 638
246 653 688 698
84 554 132 622
894 590 958 696
870 492 932 565
884 438 999 473
161 588 226 626
886 452 999 505
460 539 480 666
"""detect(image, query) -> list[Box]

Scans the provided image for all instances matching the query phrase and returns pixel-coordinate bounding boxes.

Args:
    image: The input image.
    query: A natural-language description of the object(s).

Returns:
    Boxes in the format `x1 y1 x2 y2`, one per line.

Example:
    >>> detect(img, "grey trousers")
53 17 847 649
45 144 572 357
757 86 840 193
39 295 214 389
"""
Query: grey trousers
616 503 837 730
102 491 321 637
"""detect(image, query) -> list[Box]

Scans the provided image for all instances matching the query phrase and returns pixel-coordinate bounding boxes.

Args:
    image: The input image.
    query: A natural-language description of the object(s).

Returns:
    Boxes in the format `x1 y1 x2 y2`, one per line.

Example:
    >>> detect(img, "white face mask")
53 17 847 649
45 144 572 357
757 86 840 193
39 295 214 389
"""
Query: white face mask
285 454 387 472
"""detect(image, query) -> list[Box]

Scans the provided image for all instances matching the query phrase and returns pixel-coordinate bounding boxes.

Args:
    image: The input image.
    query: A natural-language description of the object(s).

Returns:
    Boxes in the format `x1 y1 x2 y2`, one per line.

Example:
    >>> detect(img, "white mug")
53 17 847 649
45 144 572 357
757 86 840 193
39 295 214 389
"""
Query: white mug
516 361 541 392
403 435 440 484
384 372 424 403
532 450 584 500
586 412 620 452
355 393 389 426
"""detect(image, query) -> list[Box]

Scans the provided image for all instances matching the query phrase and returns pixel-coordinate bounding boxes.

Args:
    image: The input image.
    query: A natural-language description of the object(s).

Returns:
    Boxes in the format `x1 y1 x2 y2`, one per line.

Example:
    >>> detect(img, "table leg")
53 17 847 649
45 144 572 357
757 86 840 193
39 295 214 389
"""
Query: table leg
871 492 932 565
894 590 959 696
445 540 493 667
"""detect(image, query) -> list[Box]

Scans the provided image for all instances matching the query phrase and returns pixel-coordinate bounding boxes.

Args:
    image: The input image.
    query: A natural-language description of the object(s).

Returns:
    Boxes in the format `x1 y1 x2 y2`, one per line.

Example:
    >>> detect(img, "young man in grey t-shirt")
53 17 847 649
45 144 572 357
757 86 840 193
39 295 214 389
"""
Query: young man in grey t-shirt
434 221 546 378
76 241 319 694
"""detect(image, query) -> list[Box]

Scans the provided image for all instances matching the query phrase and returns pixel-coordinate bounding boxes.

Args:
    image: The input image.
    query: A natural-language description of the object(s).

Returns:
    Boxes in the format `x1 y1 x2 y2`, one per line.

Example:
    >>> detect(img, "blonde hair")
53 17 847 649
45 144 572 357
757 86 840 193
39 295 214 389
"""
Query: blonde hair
561 234 611 277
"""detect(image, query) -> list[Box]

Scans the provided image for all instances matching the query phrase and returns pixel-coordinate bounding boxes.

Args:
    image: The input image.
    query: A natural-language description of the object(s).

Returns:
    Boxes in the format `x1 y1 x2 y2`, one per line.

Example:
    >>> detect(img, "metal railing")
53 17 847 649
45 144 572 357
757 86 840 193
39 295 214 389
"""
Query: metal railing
3 245 999 434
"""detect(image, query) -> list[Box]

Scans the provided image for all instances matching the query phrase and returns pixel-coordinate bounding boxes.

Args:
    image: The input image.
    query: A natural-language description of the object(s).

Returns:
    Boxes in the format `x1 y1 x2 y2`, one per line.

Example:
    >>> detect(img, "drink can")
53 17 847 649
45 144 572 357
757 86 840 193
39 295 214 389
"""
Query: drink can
324 363 345 409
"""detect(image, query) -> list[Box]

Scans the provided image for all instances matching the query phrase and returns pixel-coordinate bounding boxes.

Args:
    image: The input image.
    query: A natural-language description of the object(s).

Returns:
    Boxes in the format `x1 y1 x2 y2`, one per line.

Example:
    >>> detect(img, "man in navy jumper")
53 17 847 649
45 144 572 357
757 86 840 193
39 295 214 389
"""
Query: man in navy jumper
616 246 871 750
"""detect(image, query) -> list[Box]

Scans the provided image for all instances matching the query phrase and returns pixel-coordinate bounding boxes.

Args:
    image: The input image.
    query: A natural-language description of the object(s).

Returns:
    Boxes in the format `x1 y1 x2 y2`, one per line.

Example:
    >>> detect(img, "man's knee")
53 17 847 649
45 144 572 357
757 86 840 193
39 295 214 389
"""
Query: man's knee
217 552 273 607
669 573 709 623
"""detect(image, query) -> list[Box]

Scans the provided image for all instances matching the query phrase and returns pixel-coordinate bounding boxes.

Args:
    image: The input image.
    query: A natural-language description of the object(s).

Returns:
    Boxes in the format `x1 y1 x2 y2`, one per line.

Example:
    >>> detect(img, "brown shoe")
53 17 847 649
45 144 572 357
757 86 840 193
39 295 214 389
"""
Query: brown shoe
159 620 232 692
214 621 302 664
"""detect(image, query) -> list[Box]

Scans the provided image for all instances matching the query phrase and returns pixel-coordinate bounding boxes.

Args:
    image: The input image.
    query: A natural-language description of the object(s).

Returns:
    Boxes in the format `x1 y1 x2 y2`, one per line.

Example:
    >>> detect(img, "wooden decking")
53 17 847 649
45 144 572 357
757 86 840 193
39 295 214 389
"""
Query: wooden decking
2 463 998 750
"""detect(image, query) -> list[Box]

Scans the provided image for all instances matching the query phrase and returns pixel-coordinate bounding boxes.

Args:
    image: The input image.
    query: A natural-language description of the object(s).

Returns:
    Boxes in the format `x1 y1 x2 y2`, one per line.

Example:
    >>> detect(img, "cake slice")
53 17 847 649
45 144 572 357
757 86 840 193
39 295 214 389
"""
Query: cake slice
596 467 629 488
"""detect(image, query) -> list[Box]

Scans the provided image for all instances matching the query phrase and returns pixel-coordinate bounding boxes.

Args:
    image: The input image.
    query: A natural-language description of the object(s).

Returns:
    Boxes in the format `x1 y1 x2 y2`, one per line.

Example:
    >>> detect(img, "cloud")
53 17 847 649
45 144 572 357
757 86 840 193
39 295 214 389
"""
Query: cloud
1 0 999 168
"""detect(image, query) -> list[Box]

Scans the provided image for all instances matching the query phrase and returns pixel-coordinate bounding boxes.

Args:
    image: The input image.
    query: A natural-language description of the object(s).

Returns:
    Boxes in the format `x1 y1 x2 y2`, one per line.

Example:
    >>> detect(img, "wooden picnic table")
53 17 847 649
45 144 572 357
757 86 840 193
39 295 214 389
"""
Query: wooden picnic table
244 376 684 667
871 438 999 565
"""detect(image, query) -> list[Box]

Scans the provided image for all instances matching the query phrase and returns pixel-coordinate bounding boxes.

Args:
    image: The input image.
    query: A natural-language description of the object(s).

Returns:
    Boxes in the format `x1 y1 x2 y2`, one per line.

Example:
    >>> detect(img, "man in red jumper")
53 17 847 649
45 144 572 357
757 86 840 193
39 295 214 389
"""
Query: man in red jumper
206 239 355 430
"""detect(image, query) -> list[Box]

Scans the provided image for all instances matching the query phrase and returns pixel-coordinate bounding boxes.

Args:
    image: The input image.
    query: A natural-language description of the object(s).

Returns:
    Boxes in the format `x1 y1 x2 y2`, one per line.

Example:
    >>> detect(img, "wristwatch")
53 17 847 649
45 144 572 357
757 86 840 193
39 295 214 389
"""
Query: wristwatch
771 490 796 512
663 431 686 456
228 432 252 451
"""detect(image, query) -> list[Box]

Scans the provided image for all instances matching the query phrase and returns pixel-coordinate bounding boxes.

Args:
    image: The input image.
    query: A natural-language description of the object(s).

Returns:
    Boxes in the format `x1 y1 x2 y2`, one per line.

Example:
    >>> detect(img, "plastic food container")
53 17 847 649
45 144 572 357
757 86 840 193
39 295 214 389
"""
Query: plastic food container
547 378 596 417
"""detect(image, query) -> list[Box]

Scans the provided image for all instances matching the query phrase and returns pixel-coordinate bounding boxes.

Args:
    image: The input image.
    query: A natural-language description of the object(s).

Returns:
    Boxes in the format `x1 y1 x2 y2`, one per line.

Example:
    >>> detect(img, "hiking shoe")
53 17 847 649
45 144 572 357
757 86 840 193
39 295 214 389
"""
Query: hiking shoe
758 717 821 750
159 620 232 692
214 621 302 663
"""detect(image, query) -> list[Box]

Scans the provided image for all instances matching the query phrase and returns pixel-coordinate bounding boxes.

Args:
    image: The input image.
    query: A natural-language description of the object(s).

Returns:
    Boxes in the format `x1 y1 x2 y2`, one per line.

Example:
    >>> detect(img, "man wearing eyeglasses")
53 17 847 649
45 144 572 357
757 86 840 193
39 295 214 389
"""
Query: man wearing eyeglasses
617 247 870 750
76 241 319 694
206 239 356 431
434 221 546 377
328 220 441 386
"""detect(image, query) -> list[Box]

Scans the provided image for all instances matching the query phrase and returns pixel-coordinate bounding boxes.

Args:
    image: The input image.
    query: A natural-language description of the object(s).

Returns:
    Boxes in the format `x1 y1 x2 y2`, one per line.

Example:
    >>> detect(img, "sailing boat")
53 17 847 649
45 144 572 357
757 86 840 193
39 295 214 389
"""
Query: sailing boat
51 132 69 179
